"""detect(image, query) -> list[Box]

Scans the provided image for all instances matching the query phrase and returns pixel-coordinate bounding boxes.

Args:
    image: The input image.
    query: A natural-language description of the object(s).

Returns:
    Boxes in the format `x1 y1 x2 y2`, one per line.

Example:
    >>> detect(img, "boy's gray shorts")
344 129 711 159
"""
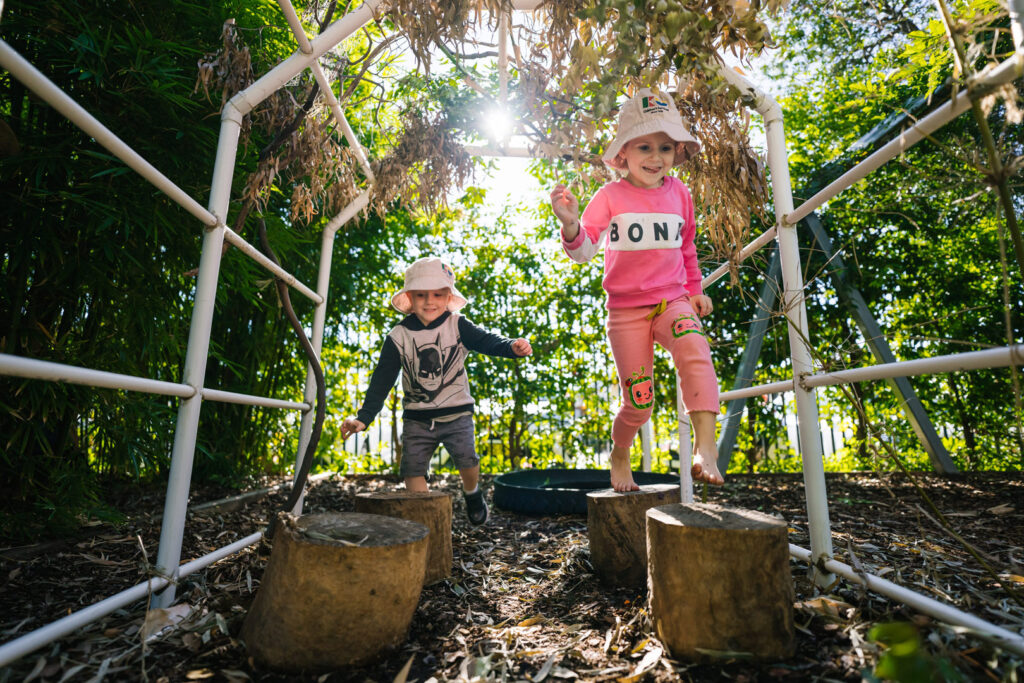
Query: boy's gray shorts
401 414 478 478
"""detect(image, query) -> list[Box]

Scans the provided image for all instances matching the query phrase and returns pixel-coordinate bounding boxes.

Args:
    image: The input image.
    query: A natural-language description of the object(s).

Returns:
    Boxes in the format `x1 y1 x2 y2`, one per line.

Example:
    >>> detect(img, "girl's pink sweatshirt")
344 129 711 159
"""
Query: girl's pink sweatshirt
561 176 703 309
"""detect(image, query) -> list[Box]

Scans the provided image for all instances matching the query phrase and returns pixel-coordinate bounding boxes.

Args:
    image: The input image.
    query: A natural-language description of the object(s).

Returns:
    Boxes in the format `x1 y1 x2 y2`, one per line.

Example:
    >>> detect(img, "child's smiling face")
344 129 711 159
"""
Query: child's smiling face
409 288 452 325
618 132 678 189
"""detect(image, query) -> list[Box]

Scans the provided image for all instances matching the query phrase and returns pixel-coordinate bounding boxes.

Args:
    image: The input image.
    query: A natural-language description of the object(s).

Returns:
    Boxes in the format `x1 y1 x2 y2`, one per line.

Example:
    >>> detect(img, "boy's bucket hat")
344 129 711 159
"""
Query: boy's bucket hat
602 88 700 170
391 257 468 314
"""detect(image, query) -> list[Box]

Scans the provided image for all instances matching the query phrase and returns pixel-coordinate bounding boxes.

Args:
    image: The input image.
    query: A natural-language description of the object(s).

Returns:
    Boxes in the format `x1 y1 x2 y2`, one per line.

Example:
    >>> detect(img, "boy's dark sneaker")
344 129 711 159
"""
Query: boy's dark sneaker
464 489 489 525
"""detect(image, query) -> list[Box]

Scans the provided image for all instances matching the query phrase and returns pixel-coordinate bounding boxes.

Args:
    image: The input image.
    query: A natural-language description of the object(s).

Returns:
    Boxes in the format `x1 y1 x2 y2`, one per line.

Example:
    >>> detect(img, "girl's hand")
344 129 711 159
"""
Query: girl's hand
511 338 533 357
691 294 713 317
340 417 366 440
549 184 580 237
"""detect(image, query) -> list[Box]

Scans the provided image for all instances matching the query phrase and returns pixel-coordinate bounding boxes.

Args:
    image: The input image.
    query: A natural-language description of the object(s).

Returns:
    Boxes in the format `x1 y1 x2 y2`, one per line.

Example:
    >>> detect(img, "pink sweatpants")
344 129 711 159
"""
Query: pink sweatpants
606 296 720 448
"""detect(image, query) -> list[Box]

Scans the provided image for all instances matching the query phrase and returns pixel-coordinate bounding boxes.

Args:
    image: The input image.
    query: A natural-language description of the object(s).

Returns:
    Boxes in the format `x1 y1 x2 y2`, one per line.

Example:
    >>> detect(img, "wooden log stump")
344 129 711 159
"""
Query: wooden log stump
242 512 428 671
646 503 795 660
354 490 453 584
586 484 681 587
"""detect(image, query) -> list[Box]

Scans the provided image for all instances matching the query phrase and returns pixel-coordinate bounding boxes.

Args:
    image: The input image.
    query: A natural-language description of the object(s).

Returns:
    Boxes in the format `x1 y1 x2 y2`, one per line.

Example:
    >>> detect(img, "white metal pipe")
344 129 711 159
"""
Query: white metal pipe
229 1 381 116
719 379 794 402
640 421 652 472
0 531 262 668
153 112 241 608
716 60 782 120
788 54 1024 225
772 155 834 587
326 189 371 235
222 226 323 303
290 190 371 515
0 575 172 668
0 354 194 398
499 11 509 105
790 544 1024 657
177 530 264 574
803 344 1024 389
276 0 314 53
703 226 778 289
1011 0 1024 54
0 40 217 227
201 387 310 411
335 108 376 182
464 145 536 158
677 376 693 503
719 60 835 587
310 63 375 182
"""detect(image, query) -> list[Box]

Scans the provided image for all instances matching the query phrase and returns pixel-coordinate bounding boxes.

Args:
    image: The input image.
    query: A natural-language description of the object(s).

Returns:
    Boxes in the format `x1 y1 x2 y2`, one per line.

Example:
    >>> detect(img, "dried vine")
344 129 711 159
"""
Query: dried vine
385 0 783 260
195 1 790 253
369 110 474 215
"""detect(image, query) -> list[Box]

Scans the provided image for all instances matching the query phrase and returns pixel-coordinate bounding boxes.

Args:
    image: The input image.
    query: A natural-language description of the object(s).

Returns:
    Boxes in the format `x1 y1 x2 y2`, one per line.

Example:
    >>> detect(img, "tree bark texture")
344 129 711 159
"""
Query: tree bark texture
586 484 682 587
646 503 795 660
242 512 428 671
354 490 452 584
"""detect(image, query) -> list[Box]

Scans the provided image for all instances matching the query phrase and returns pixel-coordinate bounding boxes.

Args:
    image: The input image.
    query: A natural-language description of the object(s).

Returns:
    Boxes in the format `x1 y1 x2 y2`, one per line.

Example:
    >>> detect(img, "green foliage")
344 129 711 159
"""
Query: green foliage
735 0 1024 474
864 622 963 682
0 0 401 540
1 1 232 539
3 0 1023 546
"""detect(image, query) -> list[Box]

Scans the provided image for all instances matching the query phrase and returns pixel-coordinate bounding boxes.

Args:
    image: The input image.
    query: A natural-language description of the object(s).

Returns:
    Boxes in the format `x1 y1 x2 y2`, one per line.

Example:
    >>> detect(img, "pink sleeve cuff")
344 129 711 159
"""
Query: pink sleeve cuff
561 224 586 249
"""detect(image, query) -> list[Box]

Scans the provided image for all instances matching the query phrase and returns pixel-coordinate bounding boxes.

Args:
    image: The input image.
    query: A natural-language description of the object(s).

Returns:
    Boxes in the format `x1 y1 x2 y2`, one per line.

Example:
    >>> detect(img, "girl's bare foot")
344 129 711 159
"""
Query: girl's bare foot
691 453 724 485
610 446 640 492
689 412 724 485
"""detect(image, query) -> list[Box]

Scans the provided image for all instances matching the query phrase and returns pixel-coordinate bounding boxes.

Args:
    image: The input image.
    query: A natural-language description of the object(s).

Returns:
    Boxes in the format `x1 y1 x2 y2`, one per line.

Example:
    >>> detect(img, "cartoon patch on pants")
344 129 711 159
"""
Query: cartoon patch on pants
672 314 704 338
625 367 654 409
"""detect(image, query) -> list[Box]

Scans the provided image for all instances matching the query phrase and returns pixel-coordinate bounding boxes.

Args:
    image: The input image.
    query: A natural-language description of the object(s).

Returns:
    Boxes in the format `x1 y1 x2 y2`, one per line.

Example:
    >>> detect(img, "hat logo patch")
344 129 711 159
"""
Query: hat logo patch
441 263 454 281
641 95 670 114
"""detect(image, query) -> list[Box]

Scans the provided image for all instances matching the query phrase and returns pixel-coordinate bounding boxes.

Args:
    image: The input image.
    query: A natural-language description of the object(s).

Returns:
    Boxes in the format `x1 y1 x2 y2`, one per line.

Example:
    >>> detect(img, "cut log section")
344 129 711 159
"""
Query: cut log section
354 490 453 584
586 484 681 587
646 503 795 660
242 512 428 671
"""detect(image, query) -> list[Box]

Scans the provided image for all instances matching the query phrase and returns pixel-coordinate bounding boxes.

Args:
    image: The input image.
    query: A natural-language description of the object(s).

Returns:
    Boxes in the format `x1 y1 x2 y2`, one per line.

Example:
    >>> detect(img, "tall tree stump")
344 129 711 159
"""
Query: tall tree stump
587 484 681 587
646 503 795 660
242 512 428 671
354 490 453 584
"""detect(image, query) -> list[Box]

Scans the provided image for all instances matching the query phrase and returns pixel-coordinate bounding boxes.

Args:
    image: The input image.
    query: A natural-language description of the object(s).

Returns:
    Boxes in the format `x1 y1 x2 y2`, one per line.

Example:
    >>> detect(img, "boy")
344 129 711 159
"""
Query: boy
341 256 532 524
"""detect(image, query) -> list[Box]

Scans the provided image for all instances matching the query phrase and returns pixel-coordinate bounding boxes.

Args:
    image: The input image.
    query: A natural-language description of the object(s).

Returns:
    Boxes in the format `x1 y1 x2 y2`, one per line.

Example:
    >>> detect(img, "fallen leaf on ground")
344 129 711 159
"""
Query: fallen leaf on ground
618 646 663 682
795 597 856 620
141 603 192 642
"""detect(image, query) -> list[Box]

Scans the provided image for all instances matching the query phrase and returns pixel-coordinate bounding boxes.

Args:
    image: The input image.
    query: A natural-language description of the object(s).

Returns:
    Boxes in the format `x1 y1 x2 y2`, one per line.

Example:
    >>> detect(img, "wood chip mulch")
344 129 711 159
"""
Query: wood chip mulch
1 471 1022 682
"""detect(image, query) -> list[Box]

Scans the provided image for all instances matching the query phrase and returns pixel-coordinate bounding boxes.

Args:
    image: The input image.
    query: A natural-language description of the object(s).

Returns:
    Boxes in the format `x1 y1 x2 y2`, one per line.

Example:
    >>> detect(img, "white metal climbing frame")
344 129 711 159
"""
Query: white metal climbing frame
2 0 1024 667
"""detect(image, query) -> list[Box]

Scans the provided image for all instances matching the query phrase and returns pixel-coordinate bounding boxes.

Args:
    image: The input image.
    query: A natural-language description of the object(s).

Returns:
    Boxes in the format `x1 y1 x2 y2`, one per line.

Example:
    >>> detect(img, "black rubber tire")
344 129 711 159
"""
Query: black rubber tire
492 468 680 515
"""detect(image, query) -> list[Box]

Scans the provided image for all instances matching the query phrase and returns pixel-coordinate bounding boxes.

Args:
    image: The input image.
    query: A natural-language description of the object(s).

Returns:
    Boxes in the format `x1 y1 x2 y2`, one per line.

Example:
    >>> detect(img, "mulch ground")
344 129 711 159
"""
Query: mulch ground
1 471 1023 682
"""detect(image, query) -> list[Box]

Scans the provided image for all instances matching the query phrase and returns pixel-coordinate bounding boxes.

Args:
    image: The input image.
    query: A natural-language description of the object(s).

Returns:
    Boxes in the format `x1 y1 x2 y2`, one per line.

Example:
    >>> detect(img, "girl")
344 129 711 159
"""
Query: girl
550 88 723 492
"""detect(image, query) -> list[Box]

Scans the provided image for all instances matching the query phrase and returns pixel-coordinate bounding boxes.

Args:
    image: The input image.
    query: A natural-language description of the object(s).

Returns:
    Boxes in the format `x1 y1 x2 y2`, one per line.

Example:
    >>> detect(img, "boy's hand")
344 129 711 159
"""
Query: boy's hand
549 184 580 238
340 417 366 440
691 295 713 317
511 338 533 357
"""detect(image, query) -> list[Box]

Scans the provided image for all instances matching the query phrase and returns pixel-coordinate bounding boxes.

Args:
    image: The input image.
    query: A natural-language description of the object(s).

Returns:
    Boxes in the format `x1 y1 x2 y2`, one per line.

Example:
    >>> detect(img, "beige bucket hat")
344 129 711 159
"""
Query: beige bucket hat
602 88 700 170
390 256 468 314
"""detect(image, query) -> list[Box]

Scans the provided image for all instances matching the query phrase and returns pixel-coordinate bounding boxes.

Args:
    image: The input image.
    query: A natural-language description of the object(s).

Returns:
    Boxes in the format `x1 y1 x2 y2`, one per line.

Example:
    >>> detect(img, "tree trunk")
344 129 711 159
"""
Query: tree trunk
242 512 428 671
354 490 452 584
586 484 681 587
508 414 521 470
647 503 794 660
946 373 975 465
